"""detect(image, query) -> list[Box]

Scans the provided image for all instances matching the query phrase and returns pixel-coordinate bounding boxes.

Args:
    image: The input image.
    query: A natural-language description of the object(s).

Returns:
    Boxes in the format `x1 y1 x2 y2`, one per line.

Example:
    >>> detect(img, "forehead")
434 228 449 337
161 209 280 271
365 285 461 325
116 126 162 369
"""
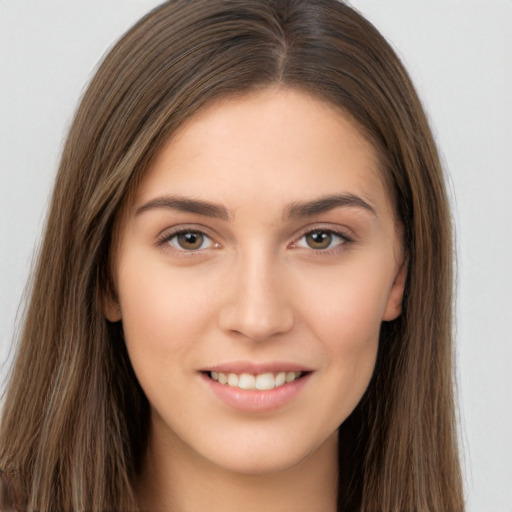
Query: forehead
133 87 393 220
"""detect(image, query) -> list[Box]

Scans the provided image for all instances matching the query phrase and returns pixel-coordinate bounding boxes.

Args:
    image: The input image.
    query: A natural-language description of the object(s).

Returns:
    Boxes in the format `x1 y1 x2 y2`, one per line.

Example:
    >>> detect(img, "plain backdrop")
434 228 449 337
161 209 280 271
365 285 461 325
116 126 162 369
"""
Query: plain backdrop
1 1 511 510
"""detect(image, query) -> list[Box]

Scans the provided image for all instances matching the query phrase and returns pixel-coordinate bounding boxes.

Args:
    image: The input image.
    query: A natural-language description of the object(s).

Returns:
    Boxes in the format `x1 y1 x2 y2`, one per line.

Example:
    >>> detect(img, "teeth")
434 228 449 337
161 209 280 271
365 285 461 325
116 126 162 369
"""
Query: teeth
275 372 286 387
285 371 296 383
209 370 303 390
255 372 274 390
238 373 256 390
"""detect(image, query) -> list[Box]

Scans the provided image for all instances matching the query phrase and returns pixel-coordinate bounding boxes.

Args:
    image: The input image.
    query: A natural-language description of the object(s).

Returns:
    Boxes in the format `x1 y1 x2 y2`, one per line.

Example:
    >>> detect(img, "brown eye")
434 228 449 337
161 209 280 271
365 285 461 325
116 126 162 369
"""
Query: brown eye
305 231 333 249
168 231 212 251
295 230 348 251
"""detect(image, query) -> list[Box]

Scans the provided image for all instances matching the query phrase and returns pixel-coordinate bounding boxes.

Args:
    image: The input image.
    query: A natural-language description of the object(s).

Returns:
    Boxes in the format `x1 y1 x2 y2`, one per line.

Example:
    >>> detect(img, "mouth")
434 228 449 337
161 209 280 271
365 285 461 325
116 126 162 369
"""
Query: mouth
200 365 312 412
204 370 307 391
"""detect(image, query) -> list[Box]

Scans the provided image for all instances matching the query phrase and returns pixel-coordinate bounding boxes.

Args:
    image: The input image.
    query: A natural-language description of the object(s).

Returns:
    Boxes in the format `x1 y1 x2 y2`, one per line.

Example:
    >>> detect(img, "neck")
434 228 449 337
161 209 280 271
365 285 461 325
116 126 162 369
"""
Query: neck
135 426 339 512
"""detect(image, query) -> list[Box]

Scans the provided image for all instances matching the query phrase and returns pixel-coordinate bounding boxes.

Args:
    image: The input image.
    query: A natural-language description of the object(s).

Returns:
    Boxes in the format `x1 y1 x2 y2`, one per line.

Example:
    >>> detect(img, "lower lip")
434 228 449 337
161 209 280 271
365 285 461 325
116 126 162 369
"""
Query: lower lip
201 373 311 413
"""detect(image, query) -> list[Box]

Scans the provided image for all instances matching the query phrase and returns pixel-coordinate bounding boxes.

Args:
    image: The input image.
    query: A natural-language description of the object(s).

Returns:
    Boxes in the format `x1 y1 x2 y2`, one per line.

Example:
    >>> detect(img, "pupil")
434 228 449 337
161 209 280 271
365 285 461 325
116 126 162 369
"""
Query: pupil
178 232 203 250
307 231 331 249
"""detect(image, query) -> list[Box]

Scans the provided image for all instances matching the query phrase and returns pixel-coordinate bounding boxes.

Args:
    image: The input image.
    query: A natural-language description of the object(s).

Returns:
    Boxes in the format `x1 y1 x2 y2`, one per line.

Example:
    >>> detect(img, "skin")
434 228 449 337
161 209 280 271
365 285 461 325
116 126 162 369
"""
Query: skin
106 87 407 512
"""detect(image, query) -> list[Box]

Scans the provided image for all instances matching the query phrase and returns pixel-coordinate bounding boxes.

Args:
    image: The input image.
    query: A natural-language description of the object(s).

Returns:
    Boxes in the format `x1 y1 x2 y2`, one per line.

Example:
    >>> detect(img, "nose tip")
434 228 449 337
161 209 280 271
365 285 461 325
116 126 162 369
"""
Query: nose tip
218 265 295 342
219 301 295 342
221 301 294 342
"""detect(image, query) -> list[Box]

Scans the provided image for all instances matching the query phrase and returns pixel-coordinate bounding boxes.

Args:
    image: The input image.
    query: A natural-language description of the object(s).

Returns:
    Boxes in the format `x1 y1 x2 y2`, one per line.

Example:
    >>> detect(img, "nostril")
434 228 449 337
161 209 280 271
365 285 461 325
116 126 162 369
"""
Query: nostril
218 302 295 342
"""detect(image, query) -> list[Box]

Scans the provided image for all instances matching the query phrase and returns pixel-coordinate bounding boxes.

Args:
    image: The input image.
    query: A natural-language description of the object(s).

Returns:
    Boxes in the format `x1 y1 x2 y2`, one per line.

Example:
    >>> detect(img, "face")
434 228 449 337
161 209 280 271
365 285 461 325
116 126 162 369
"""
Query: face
106 88 406 476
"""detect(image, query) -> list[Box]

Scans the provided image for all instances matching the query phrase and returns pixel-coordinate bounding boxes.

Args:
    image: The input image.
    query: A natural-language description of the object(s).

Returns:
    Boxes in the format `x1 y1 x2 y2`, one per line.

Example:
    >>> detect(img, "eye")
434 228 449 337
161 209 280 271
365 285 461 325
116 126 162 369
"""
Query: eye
166 230 214 251
295 230 349 251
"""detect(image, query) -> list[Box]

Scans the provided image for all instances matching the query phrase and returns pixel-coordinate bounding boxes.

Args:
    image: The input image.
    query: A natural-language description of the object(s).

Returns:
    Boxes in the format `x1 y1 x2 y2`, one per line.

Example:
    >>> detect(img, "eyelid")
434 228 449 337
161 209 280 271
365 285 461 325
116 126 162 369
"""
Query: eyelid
156 225 220 253
290 226 353 252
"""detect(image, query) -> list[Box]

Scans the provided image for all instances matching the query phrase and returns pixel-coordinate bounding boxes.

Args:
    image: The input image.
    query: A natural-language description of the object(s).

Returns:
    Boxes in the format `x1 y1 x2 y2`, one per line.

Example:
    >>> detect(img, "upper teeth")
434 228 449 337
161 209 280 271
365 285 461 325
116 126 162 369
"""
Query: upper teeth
210 371 302 390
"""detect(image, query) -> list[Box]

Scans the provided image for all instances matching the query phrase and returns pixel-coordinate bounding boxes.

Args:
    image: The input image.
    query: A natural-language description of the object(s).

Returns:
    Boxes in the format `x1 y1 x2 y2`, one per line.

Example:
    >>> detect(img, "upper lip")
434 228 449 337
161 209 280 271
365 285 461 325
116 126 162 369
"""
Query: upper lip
200 361 313 374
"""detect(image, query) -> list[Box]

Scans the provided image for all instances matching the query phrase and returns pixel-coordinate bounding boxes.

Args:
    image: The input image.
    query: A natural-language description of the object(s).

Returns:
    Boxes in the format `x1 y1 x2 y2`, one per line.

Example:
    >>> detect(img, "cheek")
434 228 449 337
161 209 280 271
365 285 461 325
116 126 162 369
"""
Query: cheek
296 260 392 404
115 255 217 373
312 303 380 428
299 259 393 345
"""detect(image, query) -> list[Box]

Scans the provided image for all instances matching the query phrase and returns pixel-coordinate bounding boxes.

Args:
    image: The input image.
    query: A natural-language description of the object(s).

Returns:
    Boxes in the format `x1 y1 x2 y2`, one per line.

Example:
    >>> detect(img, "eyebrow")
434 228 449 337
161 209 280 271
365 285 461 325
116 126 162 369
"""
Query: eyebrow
135 193 376 221
284 194 376 220
136 196 232 220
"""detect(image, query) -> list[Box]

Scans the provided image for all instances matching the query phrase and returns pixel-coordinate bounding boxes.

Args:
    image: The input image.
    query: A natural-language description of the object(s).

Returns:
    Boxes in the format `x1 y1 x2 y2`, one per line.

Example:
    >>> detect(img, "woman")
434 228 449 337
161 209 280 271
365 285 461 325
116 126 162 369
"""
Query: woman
0 0 464 510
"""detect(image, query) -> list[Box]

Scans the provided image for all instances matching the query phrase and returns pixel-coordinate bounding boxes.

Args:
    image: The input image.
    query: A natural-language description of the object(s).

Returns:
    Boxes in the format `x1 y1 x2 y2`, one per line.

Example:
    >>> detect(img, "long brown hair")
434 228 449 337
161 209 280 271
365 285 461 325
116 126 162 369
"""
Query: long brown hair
0 0 464 510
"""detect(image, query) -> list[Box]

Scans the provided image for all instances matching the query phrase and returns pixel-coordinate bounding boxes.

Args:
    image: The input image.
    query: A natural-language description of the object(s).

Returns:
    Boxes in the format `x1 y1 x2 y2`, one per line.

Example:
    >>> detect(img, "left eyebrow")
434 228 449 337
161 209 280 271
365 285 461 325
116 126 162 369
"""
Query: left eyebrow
284 194 377 220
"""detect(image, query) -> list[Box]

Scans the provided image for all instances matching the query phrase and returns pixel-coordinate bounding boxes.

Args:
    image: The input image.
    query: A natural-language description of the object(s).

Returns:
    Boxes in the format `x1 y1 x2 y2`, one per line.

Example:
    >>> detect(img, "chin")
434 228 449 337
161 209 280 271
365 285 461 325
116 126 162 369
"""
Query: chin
197 427 339 477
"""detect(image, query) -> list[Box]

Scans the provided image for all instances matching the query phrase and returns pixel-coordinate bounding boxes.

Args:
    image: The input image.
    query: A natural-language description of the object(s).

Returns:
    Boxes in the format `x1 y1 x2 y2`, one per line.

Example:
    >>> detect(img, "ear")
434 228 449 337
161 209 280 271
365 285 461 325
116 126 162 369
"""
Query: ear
104 297 122 322
102 281 122 322
382 258 408 321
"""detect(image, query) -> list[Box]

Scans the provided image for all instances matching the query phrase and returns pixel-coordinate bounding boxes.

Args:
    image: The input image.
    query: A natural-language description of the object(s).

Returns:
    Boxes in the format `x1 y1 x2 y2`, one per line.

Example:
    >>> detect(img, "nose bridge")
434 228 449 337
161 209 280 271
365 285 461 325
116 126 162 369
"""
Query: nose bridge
218 244 295 341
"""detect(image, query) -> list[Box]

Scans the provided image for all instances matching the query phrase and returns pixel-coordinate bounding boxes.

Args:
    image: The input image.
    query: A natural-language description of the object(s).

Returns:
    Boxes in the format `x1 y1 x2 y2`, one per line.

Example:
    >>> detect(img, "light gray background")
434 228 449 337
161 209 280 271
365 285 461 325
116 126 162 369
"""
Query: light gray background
1 1 511 510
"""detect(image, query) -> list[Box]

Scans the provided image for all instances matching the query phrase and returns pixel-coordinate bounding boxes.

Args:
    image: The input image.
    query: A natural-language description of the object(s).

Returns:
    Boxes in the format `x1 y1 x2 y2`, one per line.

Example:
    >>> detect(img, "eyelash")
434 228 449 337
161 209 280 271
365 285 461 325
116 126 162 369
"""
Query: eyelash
292 229 352 253
156 228 216 254
156 227 353 255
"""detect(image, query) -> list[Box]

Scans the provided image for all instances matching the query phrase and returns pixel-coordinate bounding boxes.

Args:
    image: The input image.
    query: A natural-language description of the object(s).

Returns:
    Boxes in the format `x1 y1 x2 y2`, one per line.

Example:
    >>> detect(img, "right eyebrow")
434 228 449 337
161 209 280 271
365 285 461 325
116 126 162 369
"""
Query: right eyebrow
135 195 232 220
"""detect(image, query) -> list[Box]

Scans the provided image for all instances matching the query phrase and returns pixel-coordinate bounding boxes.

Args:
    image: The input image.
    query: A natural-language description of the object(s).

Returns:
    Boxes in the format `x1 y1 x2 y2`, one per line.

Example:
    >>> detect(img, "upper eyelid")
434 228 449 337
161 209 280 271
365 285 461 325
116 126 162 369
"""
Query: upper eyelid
293 224 354 242
157 224 218 241
299 227 351 238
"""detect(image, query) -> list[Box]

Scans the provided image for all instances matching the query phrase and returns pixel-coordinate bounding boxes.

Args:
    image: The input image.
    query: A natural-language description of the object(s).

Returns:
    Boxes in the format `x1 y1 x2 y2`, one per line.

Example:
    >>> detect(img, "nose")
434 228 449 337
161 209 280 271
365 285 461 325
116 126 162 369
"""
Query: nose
218 250 295 342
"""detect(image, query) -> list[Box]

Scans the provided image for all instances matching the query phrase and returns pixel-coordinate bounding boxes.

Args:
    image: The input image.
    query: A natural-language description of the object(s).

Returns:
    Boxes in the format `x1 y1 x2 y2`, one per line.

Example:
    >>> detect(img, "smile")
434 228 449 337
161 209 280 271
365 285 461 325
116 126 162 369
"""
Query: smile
208 371 304 391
